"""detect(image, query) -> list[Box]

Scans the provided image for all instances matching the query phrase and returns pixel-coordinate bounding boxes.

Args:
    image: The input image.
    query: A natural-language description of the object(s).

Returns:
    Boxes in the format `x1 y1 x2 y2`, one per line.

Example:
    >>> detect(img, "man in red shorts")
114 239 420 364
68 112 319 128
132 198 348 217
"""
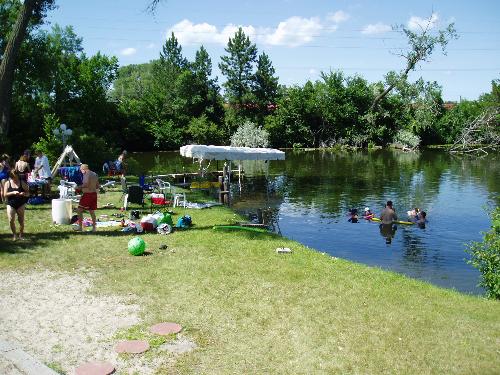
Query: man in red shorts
75 164 99 232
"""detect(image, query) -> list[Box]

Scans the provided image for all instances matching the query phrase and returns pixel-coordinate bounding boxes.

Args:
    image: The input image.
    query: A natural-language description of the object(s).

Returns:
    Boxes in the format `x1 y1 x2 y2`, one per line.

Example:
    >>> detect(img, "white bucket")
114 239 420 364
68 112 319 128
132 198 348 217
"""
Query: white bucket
52 199 73 224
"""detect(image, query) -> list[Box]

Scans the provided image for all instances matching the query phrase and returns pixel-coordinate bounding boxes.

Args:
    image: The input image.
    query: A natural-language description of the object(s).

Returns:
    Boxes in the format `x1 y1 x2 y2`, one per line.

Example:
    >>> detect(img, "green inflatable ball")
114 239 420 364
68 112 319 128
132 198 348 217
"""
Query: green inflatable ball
128 237 146 256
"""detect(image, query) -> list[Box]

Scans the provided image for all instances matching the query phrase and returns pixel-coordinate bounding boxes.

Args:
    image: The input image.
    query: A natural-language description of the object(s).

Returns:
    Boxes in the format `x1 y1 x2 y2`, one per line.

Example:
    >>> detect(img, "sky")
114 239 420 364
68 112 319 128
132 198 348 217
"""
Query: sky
44 0 500 101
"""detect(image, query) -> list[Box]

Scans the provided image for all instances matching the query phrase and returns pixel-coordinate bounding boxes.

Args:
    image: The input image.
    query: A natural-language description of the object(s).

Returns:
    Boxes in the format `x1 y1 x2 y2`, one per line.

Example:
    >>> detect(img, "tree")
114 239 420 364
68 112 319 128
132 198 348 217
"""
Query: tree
0 0 55 137
370 17 457 111
219 27 257 106
159 32 188 72
252 52 279 122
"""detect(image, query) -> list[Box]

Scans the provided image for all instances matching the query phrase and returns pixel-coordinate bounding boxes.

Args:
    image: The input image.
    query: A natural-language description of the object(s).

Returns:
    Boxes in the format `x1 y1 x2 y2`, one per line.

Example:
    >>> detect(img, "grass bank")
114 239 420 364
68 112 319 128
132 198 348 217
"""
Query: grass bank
0 188 499 374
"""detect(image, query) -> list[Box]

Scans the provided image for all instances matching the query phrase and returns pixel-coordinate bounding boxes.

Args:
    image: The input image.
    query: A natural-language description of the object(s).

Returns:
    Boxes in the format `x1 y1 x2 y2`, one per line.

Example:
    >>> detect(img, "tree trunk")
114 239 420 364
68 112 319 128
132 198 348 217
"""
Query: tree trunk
370 64 413 112
0 0 37 137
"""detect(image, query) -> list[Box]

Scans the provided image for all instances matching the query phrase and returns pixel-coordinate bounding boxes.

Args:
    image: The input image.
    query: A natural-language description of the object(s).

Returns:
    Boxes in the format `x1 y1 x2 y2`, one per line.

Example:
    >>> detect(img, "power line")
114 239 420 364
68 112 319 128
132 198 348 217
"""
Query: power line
81 36 500 52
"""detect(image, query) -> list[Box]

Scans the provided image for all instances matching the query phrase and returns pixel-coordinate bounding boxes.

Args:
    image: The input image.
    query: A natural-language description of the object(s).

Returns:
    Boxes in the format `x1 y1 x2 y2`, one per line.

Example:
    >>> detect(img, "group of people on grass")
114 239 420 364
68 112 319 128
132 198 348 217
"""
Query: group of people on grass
1 148 126 240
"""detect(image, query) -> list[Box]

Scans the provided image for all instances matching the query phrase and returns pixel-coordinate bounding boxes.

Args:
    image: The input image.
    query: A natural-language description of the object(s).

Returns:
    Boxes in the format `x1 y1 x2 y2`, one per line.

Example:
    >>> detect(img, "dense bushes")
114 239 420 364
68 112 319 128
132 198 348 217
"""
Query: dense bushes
467 208 500 299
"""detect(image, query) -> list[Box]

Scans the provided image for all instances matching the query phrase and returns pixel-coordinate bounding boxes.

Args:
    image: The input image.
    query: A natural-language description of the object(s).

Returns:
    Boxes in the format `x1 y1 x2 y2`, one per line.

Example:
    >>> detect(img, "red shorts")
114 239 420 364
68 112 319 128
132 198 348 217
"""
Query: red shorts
79 192 97 211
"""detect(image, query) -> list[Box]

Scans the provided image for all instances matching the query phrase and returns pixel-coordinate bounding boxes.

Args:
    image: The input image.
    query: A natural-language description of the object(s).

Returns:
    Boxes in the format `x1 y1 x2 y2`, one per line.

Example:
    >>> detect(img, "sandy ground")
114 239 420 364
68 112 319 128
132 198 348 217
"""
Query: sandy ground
0 270 193 374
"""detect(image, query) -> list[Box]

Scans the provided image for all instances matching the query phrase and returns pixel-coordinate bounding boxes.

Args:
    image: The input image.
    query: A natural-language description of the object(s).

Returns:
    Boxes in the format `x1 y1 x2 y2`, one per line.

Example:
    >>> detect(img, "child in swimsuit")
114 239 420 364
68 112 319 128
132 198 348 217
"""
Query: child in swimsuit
363 207 374 219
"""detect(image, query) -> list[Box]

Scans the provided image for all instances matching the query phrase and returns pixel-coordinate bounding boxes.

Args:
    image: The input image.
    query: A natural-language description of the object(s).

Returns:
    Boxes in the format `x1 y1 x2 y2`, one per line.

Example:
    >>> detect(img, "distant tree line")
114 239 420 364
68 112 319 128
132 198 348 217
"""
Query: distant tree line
1 1 498 169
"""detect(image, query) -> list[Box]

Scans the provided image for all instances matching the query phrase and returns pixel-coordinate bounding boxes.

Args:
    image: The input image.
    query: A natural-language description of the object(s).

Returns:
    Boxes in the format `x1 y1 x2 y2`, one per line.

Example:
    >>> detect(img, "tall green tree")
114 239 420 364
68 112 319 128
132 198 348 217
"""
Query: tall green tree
0 0 55 138
252 52 279 123
159 32 188 72
219 27 257 106
370 19 457 111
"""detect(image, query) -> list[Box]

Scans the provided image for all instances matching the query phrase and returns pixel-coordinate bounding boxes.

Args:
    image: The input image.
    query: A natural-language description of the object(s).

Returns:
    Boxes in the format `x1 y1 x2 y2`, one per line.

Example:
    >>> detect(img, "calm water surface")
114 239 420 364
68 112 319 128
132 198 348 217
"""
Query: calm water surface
135 150 499 295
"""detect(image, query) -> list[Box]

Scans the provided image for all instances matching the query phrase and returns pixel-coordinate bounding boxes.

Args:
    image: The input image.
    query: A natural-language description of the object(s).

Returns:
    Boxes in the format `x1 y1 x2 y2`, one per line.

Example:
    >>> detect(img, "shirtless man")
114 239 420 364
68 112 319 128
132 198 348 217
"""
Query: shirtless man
380 200 397 224
75 164 99 232
379 200 398 244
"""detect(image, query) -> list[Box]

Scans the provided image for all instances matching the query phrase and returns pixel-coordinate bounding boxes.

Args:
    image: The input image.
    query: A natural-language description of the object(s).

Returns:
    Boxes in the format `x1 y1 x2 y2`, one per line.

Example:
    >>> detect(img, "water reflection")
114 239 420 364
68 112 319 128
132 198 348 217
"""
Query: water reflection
134 149 499 294
379 224 397 244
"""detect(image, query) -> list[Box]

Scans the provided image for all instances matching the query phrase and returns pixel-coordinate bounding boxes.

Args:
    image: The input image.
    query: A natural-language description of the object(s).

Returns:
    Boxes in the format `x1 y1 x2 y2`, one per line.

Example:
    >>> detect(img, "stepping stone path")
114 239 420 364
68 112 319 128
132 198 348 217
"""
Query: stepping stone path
75 322 182 373
75 361 115 375
150 322 183 335
114 340 150 354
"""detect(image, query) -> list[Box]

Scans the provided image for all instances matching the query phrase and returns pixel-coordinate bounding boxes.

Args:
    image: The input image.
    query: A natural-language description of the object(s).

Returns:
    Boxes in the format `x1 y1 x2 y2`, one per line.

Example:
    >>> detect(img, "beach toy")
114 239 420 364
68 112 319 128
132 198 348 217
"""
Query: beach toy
128 237 146 256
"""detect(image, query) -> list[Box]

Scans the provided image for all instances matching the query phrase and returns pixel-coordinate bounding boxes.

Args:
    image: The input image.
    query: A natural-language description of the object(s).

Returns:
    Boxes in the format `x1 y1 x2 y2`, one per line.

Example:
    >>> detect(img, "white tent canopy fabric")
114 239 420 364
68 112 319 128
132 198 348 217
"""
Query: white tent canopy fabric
180 145 285 161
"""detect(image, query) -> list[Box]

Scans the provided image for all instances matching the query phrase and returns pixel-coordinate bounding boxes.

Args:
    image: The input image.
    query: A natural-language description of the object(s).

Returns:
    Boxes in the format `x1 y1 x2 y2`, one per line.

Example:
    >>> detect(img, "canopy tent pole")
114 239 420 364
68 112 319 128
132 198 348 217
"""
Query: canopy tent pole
238 162 242 194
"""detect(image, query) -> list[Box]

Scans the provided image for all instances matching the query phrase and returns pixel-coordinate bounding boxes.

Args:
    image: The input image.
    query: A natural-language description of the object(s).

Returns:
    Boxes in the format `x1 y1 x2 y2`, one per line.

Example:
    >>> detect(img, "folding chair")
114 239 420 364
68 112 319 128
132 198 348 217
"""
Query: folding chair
150 179 173 212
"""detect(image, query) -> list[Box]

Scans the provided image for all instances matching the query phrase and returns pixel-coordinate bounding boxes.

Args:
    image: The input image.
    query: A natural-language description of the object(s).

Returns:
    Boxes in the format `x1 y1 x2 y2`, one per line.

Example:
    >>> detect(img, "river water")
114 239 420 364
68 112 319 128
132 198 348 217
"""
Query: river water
135 149 499 295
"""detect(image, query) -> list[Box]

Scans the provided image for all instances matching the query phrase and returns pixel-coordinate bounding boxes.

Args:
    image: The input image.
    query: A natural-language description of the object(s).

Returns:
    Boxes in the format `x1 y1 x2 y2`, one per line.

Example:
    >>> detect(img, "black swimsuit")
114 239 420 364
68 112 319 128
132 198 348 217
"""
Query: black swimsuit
7 180 27 210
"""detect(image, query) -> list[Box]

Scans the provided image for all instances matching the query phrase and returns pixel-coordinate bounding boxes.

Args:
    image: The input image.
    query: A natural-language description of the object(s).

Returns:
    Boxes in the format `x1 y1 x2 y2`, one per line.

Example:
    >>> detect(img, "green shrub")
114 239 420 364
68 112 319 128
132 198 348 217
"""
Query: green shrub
466 207 500 299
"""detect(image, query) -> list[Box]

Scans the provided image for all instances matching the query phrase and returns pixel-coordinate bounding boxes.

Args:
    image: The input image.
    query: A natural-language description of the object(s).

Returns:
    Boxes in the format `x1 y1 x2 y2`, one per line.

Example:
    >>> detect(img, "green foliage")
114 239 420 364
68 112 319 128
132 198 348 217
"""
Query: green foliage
3 2 497 153
435 100 482 144
219 27 257 106
147 119 183 149
230 121 269 148
466 208 500 299
9 24 120 154
72 133 115 172
252 52 280 124
187 115 225 145
32 113 63 163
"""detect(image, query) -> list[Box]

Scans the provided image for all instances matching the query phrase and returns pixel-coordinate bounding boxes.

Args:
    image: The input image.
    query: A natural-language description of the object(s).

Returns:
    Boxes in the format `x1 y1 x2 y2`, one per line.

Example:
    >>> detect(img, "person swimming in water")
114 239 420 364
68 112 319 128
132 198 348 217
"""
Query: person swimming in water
417 211 427 228
363 207 374 219
407 207 420 220
348 208 359 223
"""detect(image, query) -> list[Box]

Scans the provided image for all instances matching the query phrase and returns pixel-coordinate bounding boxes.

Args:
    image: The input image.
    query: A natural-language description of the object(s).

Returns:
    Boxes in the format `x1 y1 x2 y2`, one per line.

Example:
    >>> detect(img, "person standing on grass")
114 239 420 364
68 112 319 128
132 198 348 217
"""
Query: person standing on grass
116 150 128 177
4 170 30 241
33 149 52 197
75 164 99 232
14 154 31 182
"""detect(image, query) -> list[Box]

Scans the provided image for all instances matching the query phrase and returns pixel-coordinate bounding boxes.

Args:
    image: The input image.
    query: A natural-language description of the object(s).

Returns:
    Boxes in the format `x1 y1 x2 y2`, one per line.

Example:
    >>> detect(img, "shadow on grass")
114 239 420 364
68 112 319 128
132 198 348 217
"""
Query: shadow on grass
0 229 134 254
181 224 281 240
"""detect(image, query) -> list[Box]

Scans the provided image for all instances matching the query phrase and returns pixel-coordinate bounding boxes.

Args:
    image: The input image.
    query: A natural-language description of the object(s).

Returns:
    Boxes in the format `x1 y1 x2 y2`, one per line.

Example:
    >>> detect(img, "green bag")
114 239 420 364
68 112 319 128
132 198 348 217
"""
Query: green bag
160 212 174 226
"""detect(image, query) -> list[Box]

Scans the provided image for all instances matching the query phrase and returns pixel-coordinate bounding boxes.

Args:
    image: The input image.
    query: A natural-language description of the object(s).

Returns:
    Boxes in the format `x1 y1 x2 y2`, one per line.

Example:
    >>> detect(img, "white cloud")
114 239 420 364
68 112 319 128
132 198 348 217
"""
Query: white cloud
264 16 323 47
327 10 350 23
407 13 439 31
361 22 392 35
168 19 257 46
167 16 323 48
120 47 137 56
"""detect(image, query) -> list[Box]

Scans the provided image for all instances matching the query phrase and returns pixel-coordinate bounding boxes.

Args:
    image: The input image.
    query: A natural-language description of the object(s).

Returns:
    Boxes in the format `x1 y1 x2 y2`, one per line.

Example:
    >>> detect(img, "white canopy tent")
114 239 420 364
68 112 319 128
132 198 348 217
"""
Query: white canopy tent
179 145 285 161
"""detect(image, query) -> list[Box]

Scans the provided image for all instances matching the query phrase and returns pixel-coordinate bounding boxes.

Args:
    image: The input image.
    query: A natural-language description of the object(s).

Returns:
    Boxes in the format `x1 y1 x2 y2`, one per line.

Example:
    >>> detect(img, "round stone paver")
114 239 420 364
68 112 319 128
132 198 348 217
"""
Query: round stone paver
75 361 115 375
114 339 150 354
150 322 183 335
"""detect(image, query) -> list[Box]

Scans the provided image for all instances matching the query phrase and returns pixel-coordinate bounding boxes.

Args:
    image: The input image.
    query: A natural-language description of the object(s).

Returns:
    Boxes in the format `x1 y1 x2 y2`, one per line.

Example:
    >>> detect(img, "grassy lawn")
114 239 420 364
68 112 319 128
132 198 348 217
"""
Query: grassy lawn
1 188 499 374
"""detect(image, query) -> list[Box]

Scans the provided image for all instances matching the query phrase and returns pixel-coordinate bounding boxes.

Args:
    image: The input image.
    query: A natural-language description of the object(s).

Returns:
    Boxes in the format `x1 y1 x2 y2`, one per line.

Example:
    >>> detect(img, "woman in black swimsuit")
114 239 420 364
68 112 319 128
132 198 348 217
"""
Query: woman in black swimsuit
4 170 30 241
